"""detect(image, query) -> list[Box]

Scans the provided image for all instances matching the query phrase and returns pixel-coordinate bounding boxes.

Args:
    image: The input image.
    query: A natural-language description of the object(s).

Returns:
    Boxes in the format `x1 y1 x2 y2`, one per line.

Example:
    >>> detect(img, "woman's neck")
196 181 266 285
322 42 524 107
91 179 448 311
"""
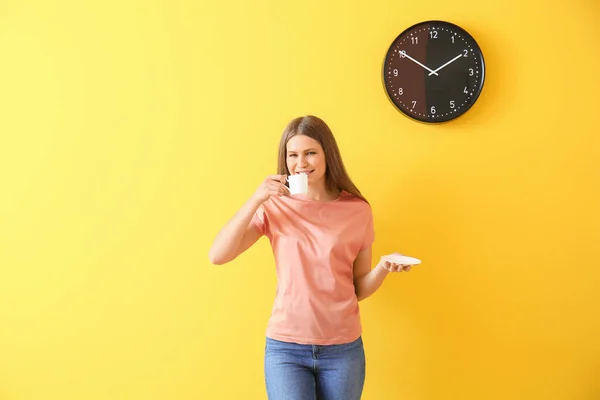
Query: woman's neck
307 183 340 202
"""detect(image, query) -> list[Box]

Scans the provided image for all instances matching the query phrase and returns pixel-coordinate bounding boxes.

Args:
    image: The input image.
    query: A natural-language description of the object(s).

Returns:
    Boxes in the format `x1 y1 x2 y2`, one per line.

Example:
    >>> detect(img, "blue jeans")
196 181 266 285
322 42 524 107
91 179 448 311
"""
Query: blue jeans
264 336 366 400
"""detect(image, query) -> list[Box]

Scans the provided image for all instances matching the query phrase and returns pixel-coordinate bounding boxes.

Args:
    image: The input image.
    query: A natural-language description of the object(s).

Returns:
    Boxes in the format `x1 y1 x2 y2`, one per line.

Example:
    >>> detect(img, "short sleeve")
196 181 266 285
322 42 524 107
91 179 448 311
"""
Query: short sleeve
360 206 375 250
251 204 268 236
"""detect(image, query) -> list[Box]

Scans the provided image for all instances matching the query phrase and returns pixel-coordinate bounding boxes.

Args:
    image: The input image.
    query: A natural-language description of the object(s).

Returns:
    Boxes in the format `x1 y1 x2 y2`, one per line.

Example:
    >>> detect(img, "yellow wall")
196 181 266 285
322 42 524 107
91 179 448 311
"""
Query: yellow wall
0 0 598 399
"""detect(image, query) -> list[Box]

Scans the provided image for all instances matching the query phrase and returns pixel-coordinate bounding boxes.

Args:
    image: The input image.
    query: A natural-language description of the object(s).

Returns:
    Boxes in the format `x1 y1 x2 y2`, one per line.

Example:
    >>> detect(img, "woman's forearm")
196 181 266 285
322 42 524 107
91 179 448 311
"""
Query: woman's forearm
355 263 389 301
208 197 262 264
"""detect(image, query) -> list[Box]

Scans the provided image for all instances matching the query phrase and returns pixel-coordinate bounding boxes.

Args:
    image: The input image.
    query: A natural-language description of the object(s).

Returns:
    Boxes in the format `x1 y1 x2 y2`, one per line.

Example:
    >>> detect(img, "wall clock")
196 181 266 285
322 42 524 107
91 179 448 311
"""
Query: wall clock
382 20 485 123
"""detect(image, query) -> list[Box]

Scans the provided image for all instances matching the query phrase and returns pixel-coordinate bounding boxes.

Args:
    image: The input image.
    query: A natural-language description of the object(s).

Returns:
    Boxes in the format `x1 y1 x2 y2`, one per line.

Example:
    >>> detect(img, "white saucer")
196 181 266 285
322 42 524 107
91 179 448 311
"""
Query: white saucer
381 254 422 265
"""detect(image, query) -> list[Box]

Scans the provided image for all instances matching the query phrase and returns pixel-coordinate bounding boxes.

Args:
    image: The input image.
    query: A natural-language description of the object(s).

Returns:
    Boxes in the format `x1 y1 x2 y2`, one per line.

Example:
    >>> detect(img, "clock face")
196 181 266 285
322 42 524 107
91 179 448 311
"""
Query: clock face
383 21 485 123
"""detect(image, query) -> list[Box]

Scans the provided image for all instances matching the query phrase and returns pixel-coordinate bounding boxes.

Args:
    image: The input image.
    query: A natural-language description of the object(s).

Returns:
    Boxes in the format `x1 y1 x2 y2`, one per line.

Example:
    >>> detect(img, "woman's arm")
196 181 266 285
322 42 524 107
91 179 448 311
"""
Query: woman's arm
353 247 389 301
208 174 289 265
353 248 412 301
208 197 264 265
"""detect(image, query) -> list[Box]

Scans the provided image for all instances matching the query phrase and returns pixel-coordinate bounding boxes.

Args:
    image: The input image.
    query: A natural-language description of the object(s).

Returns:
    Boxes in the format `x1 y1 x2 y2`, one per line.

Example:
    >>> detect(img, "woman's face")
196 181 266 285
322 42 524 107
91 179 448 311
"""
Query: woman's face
286 135 326 186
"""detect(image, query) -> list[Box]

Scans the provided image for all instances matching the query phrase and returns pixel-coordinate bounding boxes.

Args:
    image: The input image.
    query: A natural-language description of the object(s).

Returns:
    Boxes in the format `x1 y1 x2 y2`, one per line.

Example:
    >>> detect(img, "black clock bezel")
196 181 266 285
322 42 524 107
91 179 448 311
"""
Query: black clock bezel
382 20 486 123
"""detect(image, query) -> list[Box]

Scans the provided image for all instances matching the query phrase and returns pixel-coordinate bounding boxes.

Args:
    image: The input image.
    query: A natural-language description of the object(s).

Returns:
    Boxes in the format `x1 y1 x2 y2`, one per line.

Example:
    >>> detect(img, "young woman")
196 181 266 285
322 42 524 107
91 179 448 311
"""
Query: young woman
209 115 411 400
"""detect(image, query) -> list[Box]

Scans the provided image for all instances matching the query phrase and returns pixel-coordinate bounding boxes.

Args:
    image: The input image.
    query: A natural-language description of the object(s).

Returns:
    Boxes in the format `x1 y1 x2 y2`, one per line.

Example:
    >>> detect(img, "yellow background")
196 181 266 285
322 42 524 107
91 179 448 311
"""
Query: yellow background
1 0 599 399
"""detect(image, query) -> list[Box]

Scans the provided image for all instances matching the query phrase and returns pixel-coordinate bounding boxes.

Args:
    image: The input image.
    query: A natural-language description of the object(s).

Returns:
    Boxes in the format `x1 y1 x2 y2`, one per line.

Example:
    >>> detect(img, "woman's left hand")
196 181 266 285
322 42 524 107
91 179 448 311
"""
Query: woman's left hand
379 253 412 273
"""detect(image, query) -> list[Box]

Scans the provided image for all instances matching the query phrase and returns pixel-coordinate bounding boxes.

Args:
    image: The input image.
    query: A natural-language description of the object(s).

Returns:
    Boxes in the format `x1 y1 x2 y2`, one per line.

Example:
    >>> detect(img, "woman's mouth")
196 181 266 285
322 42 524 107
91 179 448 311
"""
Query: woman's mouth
295 170 314 175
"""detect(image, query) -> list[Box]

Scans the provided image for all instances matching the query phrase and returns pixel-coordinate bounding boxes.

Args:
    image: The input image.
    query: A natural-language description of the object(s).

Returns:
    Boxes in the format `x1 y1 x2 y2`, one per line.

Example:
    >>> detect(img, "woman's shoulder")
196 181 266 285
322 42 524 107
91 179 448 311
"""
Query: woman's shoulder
339 190 366 201
338 191 371 209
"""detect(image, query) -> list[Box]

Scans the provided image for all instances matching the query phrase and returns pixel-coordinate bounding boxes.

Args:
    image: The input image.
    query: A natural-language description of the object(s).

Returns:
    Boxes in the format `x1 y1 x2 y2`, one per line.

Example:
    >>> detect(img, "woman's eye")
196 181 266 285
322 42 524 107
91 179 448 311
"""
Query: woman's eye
288 154 297 158
307 152 316 155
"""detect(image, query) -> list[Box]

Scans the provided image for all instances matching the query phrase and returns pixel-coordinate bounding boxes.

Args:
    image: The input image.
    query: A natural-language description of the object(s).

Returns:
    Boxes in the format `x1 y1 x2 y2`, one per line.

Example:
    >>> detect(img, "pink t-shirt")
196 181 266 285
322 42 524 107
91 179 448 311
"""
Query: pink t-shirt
251 191 375 345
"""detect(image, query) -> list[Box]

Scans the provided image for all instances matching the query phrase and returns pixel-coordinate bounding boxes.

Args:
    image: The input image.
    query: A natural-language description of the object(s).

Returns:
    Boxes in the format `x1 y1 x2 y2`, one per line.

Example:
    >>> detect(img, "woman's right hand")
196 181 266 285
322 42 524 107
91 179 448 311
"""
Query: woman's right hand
252 175 290 203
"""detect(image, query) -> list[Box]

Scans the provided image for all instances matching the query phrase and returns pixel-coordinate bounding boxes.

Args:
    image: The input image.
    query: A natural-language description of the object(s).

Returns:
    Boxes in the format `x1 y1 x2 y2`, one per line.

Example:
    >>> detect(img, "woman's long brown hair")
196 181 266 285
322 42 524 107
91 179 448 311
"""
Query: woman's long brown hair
277 115 367 203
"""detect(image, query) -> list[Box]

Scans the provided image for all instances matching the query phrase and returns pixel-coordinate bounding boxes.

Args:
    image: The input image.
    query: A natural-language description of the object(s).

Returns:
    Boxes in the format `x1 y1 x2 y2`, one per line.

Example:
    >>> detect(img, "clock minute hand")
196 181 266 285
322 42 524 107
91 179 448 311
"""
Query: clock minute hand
428 54 464 76
400 51 438 76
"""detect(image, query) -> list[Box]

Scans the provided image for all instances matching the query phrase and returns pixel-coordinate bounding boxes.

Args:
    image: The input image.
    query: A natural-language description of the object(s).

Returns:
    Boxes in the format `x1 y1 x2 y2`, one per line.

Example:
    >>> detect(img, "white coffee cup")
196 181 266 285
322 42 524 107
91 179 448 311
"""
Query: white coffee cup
287 173 308 195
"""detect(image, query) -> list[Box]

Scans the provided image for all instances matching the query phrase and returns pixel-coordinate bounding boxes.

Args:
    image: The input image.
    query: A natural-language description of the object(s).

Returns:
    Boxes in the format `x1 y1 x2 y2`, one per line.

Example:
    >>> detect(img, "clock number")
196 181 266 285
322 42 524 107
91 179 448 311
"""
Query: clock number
450 101 455 109
430 106 436 115
393 69 399 77
464 86 469 94
399 50 406 58
411 101 417 109
451 35 455 43
469 68 474 76
398 88 404 95
411 37 418 45
463 49 469 57
430 31 438 39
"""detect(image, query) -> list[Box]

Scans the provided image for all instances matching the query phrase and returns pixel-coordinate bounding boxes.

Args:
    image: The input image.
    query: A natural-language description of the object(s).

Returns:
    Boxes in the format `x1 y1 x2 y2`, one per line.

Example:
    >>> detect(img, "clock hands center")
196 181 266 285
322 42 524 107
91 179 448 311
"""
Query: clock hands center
400 50 438 76
428 53 464 76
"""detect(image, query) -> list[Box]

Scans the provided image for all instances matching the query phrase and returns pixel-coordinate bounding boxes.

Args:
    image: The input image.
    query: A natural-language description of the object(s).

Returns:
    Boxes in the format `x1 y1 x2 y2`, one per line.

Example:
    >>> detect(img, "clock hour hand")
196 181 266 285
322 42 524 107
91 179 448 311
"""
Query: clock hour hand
400 50 438 76
428 53 464 76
